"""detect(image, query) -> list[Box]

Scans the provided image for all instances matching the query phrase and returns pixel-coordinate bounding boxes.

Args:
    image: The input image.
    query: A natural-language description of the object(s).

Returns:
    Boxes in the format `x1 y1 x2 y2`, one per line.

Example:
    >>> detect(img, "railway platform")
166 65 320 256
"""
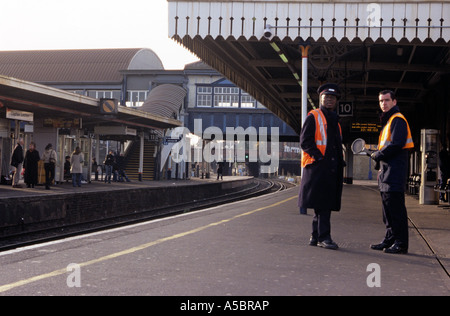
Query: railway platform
0 180 448 297
0 176 256 239
0 176 253 199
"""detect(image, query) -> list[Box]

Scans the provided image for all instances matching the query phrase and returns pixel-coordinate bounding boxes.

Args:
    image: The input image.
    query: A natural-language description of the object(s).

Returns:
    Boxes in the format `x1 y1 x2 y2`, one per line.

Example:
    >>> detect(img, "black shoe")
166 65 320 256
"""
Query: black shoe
384 243 408 254
318 240 339 250
370 241 393 251
309 236 318 246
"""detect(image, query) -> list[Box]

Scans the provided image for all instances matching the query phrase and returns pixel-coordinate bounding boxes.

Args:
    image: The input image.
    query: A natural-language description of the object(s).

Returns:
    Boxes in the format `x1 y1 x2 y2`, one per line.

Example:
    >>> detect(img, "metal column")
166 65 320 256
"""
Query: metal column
299 44 310 215
300 44 310 177
300 45 310 127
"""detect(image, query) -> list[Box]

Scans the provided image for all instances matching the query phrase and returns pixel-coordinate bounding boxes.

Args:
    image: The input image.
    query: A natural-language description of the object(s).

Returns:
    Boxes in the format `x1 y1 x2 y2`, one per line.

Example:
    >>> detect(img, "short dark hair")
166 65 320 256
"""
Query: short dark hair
379 90 396 100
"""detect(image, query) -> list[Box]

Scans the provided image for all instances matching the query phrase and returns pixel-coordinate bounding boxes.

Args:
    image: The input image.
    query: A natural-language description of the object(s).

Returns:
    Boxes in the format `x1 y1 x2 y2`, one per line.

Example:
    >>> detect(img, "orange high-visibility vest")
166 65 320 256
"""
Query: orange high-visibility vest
301 109 342 168
378 113 414 150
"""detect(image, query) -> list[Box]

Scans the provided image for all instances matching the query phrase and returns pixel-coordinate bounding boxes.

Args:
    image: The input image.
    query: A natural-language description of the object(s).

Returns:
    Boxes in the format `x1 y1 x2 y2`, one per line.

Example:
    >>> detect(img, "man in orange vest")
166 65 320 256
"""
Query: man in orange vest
370 90 414 254
299 83 344 250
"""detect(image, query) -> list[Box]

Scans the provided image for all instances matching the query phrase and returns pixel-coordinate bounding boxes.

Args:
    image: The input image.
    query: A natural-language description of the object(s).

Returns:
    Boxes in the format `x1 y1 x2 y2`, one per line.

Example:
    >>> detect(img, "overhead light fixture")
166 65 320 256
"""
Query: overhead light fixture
264 25 273 39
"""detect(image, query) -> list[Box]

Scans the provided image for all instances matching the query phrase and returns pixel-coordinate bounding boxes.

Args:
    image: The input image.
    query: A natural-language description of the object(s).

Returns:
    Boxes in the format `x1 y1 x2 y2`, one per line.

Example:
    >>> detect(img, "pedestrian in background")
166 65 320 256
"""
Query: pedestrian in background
24 142 40 188
370 90 414 254
92 157 99 181
116 153 130 182
11 137 24 188
217 161 224 180
103 150 115 184
71 146 84 188
64 156 71 182
42 143 57 190
298 83 344 250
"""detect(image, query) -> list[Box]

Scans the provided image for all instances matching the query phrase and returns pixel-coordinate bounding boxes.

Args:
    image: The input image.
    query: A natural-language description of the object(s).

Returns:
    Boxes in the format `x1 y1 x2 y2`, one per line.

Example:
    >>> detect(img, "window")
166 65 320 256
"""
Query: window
126 90 149 107
214 87 239 107
214 94 239 107
88 90 121 100
214 87 239 95
241 93 256 108
96 91 113 99
195 82 263 109
197 86 212 107
70 90 86 96
197 94 212 107
197 86 212 94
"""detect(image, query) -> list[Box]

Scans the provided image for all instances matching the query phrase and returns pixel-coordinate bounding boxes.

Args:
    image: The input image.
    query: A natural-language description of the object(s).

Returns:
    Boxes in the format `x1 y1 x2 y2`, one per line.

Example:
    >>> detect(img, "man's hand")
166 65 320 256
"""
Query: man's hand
370 151 381 162
370 151 382 170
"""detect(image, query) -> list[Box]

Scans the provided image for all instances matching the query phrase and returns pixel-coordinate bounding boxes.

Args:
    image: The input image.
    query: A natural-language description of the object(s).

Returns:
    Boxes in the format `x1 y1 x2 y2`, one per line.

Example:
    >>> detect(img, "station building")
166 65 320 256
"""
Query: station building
0 48 300 183
0 49 182 182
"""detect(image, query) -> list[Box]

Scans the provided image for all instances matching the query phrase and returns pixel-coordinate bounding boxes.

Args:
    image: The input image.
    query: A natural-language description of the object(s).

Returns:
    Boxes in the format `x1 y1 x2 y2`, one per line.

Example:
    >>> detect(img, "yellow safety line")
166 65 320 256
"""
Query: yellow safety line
0 195 298 294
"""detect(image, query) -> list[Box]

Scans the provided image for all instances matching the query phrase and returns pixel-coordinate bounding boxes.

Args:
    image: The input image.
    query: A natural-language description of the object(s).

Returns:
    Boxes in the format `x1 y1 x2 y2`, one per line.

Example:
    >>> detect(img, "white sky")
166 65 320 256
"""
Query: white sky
0 0 199 69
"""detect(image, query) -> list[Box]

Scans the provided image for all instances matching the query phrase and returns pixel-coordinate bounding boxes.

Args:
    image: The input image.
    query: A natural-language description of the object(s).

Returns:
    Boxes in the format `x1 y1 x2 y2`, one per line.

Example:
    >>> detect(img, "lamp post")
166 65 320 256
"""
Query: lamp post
299 43 310 215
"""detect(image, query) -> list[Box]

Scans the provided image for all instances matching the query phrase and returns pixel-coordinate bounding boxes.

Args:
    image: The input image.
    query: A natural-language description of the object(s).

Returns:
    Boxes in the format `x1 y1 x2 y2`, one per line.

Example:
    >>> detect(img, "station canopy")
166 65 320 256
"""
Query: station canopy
168 0 450 138
0 75 182 131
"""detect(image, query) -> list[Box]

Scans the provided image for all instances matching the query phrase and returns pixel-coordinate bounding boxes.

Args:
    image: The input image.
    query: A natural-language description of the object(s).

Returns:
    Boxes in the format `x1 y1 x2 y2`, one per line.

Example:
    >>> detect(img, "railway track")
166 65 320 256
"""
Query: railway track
0 179 295 252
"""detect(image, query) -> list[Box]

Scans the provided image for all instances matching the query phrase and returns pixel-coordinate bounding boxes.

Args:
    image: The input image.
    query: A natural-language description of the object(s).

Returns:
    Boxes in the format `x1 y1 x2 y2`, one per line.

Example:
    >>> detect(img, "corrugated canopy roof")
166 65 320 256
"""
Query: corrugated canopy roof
141 84 187 119
0 48 164 84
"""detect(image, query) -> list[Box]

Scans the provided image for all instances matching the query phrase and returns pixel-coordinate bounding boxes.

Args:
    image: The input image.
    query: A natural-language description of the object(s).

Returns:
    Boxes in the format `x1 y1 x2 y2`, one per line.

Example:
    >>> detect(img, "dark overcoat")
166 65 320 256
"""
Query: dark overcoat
24 149 40 185
371 106 410 192
298 107 344 211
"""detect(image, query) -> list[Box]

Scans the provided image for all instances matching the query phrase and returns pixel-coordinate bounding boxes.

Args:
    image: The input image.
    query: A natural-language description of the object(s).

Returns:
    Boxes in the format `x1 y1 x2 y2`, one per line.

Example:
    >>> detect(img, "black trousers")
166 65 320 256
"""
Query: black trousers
312 209 332 242
380 191 409 248
44 162 55 188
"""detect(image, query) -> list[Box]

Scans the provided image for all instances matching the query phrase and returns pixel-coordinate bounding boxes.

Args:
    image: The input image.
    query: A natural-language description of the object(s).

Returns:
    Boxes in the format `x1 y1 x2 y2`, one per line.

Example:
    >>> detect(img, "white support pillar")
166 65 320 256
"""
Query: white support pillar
299 44 310 215
300 44 310 177
301 45 310 127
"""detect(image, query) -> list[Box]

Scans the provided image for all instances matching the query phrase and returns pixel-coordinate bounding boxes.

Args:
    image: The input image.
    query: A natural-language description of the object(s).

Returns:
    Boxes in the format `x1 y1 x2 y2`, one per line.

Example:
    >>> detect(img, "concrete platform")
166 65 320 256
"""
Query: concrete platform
353 180 450 278
0 176 252 199
0 176 255 237
0 181 448 296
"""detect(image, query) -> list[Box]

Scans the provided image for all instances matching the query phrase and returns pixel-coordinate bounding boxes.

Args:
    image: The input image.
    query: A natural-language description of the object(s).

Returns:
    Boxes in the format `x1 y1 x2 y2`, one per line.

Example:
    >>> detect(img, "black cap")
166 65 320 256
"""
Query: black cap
318 83 341 99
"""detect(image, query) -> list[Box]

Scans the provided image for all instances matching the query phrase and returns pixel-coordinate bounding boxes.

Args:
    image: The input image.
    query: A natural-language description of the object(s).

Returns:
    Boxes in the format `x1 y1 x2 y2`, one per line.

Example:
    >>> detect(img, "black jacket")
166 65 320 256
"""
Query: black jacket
11 143 24 168
104 154 115 166
24 149 40 184
298 106 344 211
371 106 410 192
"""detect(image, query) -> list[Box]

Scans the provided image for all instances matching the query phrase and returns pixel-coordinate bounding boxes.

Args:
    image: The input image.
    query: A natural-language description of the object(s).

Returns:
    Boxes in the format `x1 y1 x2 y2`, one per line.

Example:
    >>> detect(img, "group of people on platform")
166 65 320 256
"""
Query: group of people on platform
10 142 130 190
88 150 130 184
11 141 59 190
